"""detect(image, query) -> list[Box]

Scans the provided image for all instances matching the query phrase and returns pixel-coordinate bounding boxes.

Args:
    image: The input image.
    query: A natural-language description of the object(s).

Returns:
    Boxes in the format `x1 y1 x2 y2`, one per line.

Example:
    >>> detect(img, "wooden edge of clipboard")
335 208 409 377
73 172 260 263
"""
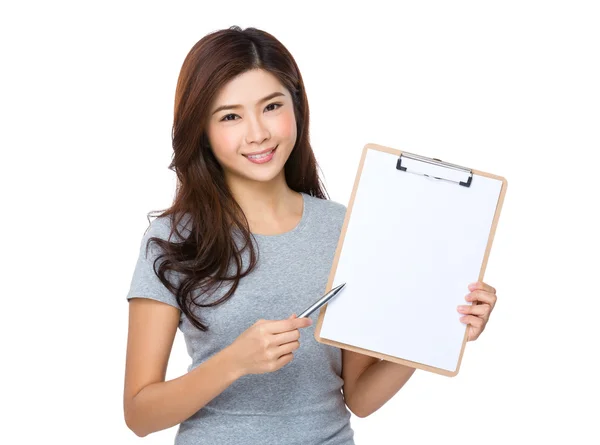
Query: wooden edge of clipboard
314 142 508 378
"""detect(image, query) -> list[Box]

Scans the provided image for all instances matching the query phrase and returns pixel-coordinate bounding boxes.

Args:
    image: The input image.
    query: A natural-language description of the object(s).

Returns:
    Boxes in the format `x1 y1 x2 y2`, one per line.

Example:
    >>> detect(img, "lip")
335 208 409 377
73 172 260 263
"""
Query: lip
243 146 277 157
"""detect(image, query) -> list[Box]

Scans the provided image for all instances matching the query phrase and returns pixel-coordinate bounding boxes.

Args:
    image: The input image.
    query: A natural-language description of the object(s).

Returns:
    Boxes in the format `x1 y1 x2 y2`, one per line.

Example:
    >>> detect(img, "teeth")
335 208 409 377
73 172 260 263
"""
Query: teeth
247 149 274 160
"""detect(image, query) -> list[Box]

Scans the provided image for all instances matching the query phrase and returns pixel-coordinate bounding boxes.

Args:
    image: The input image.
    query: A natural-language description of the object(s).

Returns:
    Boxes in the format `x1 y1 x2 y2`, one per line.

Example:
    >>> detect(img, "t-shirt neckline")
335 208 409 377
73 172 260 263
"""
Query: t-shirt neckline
251 192 309 240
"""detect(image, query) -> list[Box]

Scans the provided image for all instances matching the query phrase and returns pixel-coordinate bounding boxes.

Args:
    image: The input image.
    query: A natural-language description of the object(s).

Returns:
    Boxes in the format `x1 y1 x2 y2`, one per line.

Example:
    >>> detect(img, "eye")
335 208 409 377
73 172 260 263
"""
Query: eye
220 103 282 122
221 113 239 122
265 102 282 112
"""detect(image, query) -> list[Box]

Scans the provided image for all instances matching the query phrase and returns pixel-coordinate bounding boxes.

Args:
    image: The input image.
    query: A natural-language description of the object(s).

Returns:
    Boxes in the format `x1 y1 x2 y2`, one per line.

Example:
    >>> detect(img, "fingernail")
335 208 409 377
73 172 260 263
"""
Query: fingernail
457 305 467 312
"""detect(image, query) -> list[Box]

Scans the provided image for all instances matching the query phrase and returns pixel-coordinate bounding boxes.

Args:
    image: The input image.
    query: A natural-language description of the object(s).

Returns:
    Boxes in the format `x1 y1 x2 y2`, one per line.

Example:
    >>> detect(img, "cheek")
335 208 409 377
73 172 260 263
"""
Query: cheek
211 131 238 152
274 109 297 141
207 128 240 161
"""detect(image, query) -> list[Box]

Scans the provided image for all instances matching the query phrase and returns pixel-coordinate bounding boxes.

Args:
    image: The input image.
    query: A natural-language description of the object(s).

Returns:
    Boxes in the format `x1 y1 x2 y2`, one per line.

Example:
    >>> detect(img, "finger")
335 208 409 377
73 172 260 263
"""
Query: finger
466 290 497 308
275 340 300 357
467 326 483 342
459 314 485 329
272 329 301 346
267 317 312 334
274 351 295 369
457 303 491 317
468 281 496 294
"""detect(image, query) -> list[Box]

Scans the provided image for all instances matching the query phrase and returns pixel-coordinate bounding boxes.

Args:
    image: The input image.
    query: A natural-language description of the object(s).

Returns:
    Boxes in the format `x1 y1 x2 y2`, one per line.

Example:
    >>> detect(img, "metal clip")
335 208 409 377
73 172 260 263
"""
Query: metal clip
396 151 473 187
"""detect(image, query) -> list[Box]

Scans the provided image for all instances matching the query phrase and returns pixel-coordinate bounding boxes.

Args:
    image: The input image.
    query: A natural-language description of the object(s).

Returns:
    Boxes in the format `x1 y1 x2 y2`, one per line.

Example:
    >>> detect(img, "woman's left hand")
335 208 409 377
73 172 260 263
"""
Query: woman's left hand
457 281 497 341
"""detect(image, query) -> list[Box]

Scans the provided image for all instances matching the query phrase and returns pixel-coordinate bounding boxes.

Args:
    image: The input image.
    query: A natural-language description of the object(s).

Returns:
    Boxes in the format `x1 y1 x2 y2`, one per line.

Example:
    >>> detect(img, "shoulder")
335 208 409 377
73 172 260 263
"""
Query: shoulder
305 194 347 214
304 193 347 228
142 213 193 243
144 216 170 238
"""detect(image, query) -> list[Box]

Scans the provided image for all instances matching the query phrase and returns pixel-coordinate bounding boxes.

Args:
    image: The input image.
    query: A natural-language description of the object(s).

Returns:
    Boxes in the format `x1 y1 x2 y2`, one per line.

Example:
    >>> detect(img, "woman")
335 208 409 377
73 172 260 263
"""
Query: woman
123 26 498 445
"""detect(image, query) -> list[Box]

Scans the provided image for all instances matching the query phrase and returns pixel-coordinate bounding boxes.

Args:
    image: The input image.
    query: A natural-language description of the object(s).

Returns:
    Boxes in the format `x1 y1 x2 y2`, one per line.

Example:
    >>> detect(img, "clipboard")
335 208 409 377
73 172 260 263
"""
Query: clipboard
314 143 507 377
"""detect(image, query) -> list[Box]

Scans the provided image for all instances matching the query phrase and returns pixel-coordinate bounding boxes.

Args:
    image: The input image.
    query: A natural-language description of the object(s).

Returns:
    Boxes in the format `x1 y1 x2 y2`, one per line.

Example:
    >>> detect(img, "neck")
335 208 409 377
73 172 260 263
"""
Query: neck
226 171 300 227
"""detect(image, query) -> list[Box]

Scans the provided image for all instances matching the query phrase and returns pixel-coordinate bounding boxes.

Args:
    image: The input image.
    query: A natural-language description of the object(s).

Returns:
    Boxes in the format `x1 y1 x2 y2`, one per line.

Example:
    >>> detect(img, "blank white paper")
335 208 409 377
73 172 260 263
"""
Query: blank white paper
320 149 503 372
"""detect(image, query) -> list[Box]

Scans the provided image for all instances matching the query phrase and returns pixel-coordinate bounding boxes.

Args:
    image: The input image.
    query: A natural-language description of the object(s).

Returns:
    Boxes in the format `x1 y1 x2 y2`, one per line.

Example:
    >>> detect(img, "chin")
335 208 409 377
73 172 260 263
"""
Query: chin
244 169 285 183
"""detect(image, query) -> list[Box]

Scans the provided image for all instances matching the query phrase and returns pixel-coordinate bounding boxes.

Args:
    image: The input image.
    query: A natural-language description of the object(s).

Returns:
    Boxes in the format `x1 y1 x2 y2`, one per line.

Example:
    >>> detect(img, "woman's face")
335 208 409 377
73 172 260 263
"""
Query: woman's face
206 68 297 187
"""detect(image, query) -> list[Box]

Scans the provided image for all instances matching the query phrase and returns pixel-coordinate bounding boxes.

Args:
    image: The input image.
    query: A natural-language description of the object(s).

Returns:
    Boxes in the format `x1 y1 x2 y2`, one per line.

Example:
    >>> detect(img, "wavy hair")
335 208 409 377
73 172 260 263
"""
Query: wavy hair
144 26 329 331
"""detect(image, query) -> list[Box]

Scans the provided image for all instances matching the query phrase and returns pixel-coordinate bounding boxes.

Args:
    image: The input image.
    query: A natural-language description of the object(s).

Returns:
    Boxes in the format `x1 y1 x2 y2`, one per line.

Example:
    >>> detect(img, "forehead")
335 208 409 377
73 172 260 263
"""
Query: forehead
212 69 289 105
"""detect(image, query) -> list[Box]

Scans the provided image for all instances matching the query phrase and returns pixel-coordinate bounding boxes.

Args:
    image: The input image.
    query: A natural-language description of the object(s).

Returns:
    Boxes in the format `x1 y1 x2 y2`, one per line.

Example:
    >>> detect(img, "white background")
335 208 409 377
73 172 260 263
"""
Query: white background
1 1 598 444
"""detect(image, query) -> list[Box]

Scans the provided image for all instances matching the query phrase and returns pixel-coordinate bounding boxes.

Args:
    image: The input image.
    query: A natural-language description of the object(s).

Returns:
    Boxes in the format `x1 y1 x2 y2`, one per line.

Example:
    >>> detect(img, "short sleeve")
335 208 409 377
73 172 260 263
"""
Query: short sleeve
126 217 181 310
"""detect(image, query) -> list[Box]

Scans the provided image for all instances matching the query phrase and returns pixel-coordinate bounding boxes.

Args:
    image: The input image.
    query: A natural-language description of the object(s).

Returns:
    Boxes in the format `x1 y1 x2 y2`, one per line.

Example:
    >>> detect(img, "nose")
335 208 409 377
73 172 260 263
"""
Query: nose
244 113 270 146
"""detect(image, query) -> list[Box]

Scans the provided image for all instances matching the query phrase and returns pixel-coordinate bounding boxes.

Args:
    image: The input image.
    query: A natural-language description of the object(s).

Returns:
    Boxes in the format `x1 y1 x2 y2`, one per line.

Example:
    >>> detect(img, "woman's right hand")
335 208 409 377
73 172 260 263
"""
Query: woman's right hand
227 314 313 376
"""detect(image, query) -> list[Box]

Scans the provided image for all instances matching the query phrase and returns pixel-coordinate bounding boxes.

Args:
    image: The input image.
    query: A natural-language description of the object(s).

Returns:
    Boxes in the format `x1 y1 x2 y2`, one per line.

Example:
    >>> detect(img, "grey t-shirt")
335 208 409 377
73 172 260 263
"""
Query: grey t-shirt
126 192 355 445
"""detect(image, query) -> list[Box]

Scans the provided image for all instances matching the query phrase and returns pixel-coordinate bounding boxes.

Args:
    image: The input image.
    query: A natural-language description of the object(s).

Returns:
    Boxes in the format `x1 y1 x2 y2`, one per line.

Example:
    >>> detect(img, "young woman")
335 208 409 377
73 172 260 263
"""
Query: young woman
123 26 498 445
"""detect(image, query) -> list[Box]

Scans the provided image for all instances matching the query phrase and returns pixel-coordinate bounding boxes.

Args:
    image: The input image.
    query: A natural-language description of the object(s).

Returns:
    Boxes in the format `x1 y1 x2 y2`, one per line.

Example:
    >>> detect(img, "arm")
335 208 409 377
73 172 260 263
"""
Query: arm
342 349 415 418
123 298 243 437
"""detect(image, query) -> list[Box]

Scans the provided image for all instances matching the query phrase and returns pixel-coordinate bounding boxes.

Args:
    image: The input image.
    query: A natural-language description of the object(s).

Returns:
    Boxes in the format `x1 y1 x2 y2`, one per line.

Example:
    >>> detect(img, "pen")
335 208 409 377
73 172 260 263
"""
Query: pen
297 283 347 318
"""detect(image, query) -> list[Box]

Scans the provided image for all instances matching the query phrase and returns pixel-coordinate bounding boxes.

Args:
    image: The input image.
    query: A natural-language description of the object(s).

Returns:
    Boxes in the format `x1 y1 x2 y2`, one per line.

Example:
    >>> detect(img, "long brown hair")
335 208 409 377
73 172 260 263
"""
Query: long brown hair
144 26 329 331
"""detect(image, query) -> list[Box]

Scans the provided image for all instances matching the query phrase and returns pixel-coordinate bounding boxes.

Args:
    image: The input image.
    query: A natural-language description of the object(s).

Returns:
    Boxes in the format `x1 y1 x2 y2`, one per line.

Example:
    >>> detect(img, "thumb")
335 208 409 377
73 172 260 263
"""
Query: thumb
288 313 297 320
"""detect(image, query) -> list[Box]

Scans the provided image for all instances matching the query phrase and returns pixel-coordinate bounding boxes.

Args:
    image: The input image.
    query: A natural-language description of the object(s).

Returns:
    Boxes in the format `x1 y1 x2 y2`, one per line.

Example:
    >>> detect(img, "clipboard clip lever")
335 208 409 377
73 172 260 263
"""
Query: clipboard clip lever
396 151 473 187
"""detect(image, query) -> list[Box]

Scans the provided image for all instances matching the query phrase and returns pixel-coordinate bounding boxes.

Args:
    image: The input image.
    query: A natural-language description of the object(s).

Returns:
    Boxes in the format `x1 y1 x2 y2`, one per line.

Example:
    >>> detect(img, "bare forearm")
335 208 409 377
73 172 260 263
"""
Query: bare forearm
347 360 415 418
125 346 243 437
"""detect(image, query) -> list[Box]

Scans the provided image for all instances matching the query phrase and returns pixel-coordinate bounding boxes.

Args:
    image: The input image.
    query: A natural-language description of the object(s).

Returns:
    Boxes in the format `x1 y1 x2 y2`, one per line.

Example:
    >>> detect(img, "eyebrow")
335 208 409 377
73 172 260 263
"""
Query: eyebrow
211 92 285 115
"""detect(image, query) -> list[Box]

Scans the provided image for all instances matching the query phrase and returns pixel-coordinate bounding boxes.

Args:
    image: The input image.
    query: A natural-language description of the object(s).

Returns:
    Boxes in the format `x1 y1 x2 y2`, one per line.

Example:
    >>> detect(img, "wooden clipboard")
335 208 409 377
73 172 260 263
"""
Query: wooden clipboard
314 143 508 377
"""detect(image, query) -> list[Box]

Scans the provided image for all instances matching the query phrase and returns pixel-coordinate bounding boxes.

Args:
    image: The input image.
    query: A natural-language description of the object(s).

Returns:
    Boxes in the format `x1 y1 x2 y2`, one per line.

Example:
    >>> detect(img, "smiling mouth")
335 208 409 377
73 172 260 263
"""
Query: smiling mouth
244 146 277 160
